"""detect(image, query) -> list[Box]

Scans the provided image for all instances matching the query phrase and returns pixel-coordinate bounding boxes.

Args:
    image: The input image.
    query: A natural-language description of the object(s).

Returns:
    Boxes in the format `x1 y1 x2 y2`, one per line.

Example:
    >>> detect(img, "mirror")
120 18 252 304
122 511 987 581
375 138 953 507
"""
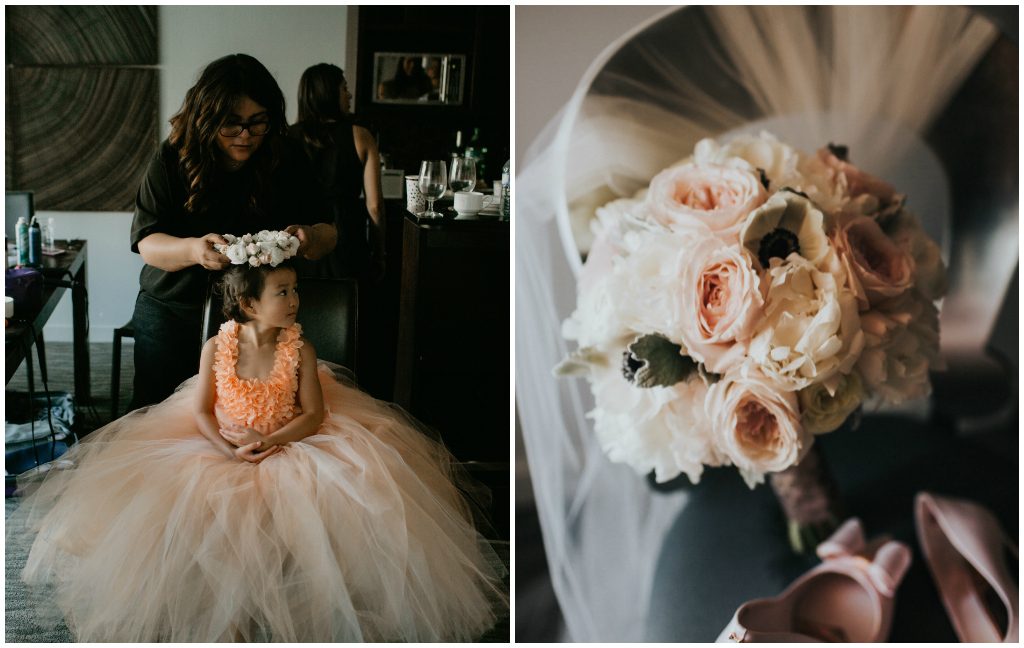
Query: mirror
373 52 466 105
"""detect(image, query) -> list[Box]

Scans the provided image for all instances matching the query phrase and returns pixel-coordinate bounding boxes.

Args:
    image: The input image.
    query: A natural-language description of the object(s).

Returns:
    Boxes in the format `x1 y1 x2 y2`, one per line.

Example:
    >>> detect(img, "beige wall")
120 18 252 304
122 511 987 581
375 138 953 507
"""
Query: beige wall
514 5 667 163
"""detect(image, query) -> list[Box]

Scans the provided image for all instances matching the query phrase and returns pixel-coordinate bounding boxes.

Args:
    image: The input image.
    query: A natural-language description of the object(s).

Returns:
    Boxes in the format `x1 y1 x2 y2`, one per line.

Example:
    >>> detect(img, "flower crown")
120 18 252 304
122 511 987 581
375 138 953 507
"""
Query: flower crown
214 230 301 268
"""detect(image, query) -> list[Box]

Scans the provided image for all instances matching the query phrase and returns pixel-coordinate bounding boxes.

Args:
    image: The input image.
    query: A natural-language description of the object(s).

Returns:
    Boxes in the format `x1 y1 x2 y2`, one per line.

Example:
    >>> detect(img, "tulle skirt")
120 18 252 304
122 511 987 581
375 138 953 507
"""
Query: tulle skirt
8 364 506 642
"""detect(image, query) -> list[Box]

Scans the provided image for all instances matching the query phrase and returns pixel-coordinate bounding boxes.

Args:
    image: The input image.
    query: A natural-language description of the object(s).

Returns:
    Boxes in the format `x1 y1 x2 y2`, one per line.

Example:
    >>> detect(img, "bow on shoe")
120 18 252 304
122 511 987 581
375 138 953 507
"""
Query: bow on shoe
816 518 912 597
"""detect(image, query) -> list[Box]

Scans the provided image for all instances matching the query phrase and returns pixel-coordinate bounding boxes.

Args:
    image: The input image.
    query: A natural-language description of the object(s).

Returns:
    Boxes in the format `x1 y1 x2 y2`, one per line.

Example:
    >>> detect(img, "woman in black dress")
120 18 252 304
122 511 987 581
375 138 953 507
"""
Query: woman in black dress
129 53 337 409
289 63 385 281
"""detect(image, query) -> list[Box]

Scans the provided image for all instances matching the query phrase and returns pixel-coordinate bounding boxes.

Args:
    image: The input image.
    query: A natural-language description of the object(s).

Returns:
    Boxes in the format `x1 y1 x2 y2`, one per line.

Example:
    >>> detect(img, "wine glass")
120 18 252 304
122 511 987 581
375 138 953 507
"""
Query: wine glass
449 156 477 194
418 160 447 218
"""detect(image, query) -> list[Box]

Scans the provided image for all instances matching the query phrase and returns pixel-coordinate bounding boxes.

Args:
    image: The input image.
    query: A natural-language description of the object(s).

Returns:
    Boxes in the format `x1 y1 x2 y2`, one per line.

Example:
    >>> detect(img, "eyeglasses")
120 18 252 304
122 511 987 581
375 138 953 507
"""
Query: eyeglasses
219 120 270 137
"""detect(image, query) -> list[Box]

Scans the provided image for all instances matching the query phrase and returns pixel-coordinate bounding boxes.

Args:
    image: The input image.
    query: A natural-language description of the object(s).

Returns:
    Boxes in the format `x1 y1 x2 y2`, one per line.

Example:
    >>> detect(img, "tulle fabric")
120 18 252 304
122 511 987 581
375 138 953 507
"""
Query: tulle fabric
9 325 506 642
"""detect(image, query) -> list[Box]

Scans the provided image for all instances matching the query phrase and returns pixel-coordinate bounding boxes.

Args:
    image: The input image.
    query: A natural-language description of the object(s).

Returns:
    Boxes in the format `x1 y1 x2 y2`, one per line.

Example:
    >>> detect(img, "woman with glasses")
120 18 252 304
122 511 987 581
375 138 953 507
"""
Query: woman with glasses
129 53 337 409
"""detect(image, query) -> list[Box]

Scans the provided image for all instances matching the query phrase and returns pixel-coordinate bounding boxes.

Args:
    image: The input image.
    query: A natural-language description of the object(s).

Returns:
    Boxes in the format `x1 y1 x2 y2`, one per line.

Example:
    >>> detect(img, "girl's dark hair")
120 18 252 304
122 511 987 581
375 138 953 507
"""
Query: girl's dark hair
168 54 287 214
218 261 297 323
295 63 347 149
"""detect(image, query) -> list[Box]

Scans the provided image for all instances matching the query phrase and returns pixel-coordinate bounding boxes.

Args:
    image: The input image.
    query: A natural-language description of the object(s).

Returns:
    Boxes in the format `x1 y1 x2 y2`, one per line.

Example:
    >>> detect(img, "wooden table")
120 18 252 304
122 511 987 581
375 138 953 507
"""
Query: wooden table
5 239 91 403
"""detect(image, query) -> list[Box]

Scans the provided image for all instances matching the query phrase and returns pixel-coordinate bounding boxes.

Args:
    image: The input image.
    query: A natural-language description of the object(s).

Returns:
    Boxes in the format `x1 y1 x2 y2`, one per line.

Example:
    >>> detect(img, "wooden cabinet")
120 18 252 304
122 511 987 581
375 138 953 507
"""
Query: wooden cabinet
394 213 508 463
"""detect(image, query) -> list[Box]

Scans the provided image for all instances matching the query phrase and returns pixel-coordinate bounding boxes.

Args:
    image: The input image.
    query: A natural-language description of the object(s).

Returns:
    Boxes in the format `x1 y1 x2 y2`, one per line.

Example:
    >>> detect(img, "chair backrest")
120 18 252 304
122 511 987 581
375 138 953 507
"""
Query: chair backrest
6 191 34 241
201 276 358 372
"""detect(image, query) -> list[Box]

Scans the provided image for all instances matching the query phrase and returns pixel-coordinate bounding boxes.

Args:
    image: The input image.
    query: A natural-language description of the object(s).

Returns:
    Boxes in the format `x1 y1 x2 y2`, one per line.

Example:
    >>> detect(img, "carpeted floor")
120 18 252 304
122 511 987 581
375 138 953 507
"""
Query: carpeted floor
5 342 509 642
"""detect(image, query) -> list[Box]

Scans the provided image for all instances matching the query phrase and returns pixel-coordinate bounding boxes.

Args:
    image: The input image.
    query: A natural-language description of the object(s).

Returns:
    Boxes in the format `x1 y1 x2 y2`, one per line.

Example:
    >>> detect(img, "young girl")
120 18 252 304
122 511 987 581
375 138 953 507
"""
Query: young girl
11 237 506 642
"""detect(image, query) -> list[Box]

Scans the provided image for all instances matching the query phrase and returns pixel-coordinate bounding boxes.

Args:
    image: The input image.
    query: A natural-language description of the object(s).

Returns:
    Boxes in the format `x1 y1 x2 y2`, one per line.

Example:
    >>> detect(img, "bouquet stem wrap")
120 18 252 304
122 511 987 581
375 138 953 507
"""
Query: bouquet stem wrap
768 444 843 554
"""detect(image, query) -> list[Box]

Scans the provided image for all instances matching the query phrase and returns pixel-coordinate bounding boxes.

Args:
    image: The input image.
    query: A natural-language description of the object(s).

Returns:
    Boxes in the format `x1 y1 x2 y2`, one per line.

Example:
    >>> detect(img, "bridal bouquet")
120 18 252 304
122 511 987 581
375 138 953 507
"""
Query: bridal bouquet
559 132 946 489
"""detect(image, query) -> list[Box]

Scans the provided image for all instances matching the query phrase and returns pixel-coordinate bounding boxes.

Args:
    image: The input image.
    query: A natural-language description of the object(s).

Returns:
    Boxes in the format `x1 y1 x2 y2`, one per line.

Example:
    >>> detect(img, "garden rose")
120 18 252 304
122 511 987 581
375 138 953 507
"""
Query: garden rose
800 148 903 218
798 371 864 434
747 254 864 392
646 162 767 240
673 235 764 373
885 211 947 302
833 215 915 310
707 370 809 487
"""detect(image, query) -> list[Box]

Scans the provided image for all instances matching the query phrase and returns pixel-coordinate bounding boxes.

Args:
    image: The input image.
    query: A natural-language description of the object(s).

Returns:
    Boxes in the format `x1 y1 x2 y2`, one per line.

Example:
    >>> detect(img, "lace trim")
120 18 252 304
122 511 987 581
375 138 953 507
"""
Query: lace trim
213 320 303 428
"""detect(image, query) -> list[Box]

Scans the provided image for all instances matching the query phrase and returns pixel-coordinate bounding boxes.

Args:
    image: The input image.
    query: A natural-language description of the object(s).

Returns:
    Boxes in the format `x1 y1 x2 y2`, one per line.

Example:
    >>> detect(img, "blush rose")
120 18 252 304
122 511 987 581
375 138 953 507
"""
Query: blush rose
646 162 767 241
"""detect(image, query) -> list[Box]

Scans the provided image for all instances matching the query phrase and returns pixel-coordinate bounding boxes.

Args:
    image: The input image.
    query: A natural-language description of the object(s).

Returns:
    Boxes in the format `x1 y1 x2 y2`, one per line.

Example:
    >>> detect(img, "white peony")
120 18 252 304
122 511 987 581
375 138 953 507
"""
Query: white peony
590 361 720 484
693 132 803 190
746 254 864 393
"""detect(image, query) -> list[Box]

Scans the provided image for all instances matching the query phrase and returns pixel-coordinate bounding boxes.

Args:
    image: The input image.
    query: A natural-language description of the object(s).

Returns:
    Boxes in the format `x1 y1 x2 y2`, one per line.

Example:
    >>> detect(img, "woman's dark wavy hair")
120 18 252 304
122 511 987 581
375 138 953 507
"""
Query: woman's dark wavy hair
218 261 297 323
295 63 347 149
169 54 287 214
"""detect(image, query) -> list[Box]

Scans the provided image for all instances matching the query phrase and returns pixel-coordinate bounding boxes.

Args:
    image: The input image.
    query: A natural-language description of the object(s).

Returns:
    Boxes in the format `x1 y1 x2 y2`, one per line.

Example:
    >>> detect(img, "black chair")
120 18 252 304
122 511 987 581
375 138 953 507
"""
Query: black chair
110 320 134 420
201 277 359 372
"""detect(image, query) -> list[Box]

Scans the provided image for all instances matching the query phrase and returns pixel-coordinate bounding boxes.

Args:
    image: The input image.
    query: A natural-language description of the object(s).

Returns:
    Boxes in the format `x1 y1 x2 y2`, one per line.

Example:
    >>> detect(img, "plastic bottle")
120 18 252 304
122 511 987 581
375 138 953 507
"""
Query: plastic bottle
15 216 29 266
28 216 42 266
501 160 510 220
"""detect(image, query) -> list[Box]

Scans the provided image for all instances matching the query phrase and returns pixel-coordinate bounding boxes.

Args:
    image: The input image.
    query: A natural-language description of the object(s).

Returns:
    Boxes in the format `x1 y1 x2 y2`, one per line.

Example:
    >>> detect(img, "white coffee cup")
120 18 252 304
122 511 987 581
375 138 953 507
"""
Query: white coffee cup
454 191 496 216
405 175 426 214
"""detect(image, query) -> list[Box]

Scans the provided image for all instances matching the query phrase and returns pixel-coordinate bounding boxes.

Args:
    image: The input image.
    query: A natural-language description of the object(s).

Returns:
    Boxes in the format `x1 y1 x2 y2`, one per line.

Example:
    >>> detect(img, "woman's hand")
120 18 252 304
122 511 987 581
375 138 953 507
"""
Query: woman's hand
234 441 281 464
219 426 267 448
191 233 231 270
285 223 337 260
285 224 315 257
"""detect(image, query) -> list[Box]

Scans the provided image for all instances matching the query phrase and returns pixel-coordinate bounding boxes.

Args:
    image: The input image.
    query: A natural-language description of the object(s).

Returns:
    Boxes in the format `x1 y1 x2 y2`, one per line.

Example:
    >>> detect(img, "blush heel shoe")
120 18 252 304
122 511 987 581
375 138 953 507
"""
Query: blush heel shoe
717 518 911 642
915 492 1019 643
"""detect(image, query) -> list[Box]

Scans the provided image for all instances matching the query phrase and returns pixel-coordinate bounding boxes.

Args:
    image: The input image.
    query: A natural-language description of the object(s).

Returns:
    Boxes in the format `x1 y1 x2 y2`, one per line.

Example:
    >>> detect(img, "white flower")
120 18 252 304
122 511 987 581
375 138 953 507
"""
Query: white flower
747 254 864 392
566 228 699 351
589 362 720 484
741 190 833 270
694 132 802 190
269 247 286 267
706 369 809 487
213 230 301 268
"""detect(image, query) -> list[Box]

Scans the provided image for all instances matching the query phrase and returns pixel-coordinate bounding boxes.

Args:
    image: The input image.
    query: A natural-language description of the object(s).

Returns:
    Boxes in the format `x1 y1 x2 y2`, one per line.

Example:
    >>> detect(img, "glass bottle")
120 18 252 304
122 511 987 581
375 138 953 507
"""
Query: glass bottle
501 160 510 220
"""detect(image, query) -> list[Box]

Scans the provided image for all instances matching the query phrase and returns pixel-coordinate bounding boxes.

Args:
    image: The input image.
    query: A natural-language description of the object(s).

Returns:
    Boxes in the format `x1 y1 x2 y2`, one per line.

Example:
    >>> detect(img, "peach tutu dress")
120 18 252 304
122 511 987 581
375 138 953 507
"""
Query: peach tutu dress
12 321 506 642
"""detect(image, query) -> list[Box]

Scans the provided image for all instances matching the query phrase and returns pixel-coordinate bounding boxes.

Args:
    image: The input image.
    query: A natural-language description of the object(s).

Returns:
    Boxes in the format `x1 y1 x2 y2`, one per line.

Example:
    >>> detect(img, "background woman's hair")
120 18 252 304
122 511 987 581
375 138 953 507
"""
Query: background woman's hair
168 54 287 214
296 63 347 149
218 261 296 323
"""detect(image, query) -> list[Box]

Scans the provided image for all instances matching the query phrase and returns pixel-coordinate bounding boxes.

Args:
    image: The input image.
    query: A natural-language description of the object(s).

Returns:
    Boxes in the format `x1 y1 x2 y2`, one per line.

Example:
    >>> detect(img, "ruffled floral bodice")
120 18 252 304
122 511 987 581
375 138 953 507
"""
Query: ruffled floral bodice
214 320 302 432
